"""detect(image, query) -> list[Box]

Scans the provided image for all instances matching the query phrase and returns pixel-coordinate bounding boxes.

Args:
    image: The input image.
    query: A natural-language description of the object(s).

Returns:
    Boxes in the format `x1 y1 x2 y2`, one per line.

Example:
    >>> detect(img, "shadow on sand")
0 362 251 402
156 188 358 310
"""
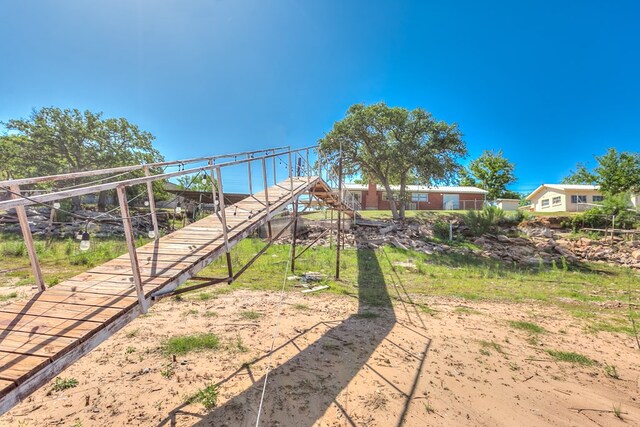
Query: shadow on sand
159 245 432 426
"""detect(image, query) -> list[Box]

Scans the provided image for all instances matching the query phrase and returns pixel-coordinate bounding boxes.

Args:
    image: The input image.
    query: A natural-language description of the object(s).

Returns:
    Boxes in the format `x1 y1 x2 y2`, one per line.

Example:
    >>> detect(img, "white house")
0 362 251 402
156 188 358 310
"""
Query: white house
495 198 520 211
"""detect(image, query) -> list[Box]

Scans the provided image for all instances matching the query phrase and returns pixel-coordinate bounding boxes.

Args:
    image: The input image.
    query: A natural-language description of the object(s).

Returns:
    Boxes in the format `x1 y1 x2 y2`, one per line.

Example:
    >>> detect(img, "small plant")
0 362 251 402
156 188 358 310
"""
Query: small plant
239 310 262 320
203 310 217 317
161 364 175 379
198 292 214 301
613 403 623 420
126 328 140 338
508 320 546 334
432 220 451 240
185 384 218 410
292 303 309 311
604 363 620 379
479 348 491 356
226 335 249 353
125 346 136 354
0 292 18 302
163 333 220 355
51 377 79 392
479 340 504 354
424 401 435 414
546 350 593 366
464 206 505 236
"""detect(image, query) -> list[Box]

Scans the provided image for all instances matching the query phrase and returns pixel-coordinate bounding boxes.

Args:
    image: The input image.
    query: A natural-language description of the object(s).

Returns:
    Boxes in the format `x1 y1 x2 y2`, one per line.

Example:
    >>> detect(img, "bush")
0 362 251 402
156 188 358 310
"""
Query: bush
464 206 505 236
432 220 451 240
568 193 639 231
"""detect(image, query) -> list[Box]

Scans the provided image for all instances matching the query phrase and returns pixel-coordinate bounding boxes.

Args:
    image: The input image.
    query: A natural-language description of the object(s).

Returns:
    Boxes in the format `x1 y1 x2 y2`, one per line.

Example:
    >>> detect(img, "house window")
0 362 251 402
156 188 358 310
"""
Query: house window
381 192 396 201
411 193 428 202
541 199 550 208
552 196 561 205
592 195 604 202
571 195 587 204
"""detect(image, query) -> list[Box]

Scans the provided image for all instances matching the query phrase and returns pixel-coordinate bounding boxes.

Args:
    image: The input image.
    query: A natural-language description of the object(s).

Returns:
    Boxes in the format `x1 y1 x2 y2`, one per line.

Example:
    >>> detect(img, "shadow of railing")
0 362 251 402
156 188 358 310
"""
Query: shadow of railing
159 245 397 426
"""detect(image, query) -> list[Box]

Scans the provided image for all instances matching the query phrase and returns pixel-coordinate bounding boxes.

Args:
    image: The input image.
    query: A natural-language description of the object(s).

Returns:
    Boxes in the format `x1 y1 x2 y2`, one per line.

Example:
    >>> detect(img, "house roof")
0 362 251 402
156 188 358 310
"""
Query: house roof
525 184 600 201
344 183 488 194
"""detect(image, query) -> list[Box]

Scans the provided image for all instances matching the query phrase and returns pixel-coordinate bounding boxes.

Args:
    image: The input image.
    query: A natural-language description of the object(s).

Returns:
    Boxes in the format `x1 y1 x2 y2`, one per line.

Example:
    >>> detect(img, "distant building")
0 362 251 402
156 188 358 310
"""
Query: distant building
495 198 520 211
344 182 488 210
525 184 603 212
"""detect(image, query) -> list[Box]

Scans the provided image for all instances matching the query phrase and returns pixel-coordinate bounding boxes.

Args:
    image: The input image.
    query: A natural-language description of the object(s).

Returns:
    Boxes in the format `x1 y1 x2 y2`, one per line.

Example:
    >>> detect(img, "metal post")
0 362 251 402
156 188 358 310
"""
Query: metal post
273 155 277 185
116 185 149 313
290 198 299 272
317 149 323 181
143 166 159 240
306 149 310 183
247 154 253 195
336 151 343 279
262 157 272 239
10 184 45 292
288 150 295 203
208 160 218 214
215 167 234 280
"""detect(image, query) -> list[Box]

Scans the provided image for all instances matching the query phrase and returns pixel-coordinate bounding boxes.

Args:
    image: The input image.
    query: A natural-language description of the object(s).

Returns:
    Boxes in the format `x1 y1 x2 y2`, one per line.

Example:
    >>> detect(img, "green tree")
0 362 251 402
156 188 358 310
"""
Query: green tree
563 148 640 195
462 150 517 200
176 175 215 193
319 103 467 219
562 162 597 185
0 107 164 209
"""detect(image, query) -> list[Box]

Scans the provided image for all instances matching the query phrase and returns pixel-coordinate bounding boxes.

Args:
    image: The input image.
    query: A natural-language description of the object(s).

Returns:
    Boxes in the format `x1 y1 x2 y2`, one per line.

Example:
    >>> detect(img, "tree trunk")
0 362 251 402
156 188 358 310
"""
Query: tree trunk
97 191 109 211
381 178 399 220
398 174 407 220
72 196 82 211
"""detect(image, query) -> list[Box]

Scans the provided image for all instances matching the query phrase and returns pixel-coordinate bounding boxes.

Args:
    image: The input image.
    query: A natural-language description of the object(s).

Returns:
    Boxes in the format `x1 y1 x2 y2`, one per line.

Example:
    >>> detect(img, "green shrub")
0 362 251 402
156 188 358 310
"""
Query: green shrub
567 193 639 231
432 220 451 240
464 206 505 236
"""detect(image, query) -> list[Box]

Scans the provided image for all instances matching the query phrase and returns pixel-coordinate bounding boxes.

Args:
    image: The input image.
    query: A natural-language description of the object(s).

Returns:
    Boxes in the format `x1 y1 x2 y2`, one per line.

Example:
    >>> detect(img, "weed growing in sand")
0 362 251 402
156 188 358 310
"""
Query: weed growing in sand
239 310 262 320
417 303 438 316
509 320 546 334
125 346 136 354
203 310 217 317
161 364 175 378
479 348 491 357
613 403 623 420
198 292 215 301
0 292 18 302
186 384 218 410
225 335 249 353
424 401 435 414
126 328 140 338
454 306 482 315
51 377 78 392
163 333 220 355
547 350 593 366
479 340 504 354
183 309 199 317
292 303 309 311
604 363 620 379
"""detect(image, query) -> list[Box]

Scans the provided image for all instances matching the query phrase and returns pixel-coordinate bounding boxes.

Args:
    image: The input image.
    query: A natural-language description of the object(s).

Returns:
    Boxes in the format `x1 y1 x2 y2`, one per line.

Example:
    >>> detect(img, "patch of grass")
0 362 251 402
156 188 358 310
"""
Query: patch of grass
292 303 309 311
197 292 215 301
613 403 623 420
161 364 175 379
454 306 482 315
508 320 546 334
163 333 220 355
183 309 199 317
51 377 78 392
546 349 594 366
239 310 262 320
355 310 379 319
125 346 136 354
604 363 620 379
225 335 249 353
479 340 504 354
126 328 140 338
203 310 217 317
0 292 18 302
479 348 491 356
185 384 218 410
417 303 438 316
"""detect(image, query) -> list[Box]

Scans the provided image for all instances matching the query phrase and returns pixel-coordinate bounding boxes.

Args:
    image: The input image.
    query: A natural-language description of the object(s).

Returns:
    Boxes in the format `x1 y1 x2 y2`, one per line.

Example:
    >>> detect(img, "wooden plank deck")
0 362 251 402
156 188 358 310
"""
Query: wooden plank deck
0 176 350 413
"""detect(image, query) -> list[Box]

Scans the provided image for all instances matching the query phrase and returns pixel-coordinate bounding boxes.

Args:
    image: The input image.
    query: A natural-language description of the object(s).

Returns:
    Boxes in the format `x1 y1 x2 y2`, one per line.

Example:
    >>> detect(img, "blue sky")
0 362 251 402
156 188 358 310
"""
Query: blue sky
1 0 639 194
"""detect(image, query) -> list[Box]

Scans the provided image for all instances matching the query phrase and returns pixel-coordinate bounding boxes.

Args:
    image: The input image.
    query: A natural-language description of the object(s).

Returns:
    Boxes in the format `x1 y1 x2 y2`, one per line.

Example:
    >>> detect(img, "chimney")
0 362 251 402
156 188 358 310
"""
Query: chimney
365 181 379 209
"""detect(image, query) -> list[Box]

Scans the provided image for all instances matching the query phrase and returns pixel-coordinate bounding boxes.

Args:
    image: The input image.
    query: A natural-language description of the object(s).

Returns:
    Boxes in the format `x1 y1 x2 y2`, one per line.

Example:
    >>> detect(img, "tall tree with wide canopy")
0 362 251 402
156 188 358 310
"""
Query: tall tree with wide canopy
0 107 164 209
563 148 640 195
319 103 467 219
460 150 517 200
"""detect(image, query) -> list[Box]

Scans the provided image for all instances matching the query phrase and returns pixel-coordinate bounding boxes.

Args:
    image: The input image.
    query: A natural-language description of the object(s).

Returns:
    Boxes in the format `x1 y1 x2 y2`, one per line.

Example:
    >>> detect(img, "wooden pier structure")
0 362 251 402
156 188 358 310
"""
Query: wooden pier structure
0 146 357 414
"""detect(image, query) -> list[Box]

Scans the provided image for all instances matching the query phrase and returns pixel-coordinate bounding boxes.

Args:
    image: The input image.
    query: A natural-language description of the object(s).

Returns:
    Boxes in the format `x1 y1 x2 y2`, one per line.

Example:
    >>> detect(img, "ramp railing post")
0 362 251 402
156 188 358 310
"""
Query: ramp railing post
336 148 343 279
262 157 272 239
215 167 234 281
116 185 149 313
306 148 310 183
273 154 277 186
208 160 218 214
247 154 253 195
143 166 159 240
290 197 299 272
288 150 294 202
10 184 45 292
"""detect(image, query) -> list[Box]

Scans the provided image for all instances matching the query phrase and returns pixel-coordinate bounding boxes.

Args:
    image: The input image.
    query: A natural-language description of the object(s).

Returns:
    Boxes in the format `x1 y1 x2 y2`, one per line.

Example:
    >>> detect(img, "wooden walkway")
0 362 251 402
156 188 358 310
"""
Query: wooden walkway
0 176 348 412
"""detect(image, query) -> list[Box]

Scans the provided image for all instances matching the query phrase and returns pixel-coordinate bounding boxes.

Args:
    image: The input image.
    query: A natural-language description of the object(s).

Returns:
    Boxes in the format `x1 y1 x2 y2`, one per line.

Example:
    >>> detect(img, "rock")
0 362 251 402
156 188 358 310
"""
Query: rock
631 250 640 261
496 235 511 243
473 237 486 246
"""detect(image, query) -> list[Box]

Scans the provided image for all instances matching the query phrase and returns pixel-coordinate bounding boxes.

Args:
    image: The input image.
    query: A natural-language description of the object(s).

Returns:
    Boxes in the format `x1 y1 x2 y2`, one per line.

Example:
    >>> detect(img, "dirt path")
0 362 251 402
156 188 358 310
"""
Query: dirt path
2 289 639 426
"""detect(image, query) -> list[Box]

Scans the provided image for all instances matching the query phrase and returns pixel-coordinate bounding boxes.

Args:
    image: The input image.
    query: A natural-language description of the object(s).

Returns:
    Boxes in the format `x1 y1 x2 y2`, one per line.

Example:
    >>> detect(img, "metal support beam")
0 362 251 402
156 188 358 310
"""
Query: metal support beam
215 167 234 280
247 153 253 195
306 148 310 184
336 151 343 279
290 198 299 273
295 228 330 260
143 166 160 240
262 157 272 239
116 185 149 313
10 185 45 292
208 160 218 214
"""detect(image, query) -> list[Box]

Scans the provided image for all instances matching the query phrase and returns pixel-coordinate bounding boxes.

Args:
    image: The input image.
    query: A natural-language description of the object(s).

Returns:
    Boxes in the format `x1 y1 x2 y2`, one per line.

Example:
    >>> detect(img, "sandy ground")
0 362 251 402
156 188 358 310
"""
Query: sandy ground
2 289 640 427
